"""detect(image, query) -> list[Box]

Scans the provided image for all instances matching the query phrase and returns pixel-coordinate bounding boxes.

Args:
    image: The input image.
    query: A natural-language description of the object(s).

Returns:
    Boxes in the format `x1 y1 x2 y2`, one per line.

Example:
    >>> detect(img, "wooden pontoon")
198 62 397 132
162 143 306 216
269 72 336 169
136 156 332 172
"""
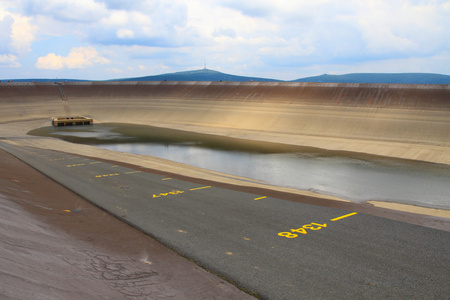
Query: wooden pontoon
52 116 93 127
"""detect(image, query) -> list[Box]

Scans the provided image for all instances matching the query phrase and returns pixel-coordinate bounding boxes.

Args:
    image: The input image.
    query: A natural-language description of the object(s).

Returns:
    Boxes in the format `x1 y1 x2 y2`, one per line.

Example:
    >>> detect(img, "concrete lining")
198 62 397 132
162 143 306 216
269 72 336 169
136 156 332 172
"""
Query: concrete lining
2 81 449 299
0 81 449 217
0 81 449 165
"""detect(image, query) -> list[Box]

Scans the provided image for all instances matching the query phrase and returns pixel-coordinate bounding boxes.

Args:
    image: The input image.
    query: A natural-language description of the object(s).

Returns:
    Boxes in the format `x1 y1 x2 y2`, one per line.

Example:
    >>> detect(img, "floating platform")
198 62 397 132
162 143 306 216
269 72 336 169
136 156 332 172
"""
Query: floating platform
52 116 93 127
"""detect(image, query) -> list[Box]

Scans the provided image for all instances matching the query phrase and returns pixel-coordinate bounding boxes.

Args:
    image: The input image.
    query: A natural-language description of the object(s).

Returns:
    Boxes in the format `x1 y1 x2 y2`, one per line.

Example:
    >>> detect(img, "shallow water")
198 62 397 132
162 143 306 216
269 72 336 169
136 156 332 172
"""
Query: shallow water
28 123 450 209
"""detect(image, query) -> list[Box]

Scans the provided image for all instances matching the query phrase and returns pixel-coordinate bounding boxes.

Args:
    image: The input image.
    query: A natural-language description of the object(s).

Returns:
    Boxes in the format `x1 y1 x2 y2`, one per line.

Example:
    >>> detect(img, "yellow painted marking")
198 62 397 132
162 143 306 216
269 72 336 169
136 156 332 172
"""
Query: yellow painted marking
95 173 120 178
303 223 326 230
89 161 101 165
153 190 184 198
331 212 358 221
254 196 267 200
226 252 233 255
66 163 85 167
278 232 298 238
280 222 328 238
51 158 65 161
111 165 118 168
125 171 141 174
162 178 172 180
291 228 307 234
189 186 211 191
63 209 71 212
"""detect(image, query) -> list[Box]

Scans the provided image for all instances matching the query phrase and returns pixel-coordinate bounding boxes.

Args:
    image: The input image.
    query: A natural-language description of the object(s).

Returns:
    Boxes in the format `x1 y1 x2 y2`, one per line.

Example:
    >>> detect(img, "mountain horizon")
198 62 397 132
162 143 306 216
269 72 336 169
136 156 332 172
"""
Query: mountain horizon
3 68 450 84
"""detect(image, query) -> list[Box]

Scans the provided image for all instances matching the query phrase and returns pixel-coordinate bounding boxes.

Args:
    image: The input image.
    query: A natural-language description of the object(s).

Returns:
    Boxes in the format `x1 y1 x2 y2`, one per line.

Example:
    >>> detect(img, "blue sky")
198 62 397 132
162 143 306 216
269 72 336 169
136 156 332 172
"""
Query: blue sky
1 0 449 80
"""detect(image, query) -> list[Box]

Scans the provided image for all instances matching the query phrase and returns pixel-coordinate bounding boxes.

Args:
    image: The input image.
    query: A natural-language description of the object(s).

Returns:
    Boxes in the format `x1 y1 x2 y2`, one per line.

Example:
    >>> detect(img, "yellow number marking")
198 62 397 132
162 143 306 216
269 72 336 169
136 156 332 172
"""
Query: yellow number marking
279 213 357 238
303 223 326 230
170 190 183 195
291 228 307 234
153 185 211 199
153 190 184 198
278 232 298 238
280 223 328 238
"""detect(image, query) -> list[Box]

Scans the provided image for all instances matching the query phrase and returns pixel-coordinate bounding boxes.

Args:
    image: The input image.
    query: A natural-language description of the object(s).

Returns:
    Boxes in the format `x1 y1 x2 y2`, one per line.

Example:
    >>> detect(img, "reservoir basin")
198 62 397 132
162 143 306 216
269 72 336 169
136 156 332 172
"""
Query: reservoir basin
28 123 450 210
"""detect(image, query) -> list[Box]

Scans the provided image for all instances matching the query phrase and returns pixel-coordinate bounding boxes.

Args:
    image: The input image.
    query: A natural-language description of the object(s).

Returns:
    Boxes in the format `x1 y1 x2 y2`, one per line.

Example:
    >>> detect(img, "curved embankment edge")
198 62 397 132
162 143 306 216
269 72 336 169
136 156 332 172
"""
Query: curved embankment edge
0 81 449 218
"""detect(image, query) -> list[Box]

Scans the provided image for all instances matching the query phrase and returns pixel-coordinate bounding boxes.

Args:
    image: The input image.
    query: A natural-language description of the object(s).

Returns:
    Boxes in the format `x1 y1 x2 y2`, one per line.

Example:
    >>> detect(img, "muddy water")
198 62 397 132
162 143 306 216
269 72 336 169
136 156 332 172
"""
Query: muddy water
28 123 450 209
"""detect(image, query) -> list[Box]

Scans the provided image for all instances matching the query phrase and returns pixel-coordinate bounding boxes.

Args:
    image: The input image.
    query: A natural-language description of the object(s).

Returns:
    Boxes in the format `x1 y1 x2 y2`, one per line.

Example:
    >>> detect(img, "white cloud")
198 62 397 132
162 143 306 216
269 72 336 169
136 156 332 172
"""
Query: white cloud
36 47 109 70
117 29 134 39
23 0 108 23
106 67 123 74
0 14 13 53
36 53 64 69
89 2 189 46
2 0 449 79
214 0 449 63
342 51 450 74
11 14 37 54
103 10 134 27
0 54 20 67
355 1 448 56
0 5 37 56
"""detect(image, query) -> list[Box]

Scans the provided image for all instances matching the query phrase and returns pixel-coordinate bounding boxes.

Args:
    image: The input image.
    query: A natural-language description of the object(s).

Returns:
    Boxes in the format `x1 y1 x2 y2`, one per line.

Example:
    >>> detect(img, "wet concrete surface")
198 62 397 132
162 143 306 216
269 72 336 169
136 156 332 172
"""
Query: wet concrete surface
0 148 255 299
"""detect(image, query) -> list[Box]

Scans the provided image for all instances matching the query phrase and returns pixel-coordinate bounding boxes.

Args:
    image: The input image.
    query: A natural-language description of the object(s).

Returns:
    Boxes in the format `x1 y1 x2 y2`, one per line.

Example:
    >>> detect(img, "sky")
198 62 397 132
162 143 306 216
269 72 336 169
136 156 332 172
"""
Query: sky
1 0 449 81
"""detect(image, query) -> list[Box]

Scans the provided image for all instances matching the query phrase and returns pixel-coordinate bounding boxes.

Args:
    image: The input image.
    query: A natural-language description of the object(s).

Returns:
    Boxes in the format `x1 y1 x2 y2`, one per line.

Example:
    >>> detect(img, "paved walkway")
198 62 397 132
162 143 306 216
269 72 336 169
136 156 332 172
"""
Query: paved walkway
2 142 449 299
0 147 255 299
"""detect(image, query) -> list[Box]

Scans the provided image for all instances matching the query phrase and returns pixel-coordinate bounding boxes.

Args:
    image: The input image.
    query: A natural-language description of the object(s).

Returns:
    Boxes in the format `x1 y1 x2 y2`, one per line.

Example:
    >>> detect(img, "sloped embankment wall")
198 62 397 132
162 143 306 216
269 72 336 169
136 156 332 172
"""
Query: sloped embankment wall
1 81 449 149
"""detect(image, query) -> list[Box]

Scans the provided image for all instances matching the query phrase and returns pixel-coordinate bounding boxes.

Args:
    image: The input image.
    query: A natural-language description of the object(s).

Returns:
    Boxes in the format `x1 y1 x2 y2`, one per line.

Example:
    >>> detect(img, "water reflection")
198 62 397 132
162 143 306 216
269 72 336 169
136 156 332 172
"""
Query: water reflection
28 123 450 209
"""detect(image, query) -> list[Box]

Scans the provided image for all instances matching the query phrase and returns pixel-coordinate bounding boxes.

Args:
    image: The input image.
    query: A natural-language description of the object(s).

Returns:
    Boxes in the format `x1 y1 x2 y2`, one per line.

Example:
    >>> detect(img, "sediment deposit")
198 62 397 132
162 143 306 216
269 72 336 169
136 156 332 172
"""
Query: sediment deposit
1 81 449 164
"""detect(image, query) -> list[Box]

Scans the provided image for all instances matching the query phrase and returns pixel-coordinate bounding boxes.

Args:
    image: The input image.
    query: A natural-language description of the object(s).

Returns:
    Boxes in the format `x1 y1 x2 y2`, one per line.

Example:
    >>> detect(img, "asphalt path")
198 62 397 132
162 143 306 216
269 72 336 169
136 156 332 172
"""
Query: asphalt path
1 142 449 300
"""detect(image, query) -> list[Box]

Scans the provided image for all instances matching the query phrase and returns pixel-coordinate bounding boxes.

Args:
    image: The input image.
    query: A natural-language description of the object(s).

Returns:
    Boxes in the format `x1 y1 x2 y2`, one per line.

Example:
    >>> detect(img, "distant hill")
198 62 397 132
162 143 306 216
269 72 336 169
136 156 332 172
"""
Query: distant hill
0 78 87 83
2 69 449 84
293 73 450 84
113 68 281 82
